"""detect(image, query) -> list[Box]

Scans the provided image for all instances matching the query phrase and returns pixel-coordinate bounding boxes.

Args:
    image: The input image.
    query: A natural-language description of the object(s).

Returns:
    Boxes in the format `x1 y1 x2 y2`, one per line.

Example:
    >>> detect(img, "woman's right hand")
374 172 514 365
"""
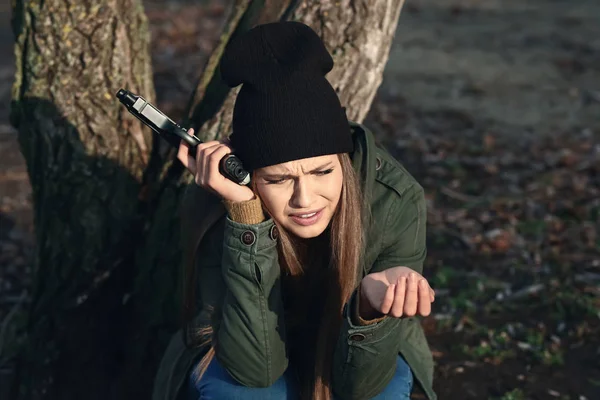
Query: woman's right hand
177 128 255 203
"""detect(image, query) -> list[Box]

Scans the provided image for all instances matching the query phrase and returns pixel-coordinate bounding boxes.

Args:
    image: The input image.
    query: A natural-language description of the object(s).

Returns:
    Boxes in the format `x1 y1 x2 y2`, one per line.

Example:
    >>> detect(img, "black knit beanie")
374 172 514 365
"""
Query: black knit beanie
219 21 354 171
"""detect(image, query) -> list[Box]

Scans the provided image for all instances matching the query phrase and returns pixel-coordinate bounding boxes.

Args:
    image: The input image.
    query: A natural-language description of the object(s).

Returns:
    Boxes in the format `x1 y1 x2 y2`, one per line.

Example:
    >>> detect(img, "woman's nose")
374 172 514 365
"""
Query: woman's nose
290 178 314 208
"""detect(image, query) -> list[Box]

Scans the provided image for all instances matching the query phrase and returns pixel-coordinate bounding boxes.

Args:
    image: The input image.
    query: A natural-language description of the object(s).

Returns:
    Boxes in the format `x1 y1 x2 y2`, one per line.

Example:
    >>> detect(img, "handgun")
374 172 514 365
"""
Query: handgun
116 88 250 186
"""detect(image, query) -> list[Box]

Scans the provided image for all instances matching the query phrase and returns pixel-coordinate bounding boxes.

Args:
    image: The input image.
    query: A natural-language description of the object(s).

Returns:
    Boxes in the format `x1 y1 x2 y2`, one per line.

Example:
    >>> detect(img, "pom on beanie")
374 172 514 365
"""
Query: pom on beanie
220 21 334 88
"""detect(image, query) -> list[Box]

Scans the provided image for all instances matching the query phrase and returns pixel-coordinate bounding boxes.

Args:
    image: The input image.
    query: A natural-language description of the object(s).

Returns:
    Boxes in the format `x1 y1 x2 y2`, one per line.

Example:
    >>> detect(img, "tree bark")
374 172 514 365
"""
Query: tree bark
10 0 155 398
10 0 406 399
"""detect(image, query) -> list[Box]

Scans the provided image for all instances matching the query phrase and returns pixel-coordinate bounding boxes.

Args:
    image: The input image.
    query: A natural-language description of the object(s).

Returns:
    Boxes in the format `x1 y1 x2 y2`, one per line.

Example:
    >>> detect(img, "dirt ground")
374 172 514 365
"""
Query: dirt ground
1 1 599 399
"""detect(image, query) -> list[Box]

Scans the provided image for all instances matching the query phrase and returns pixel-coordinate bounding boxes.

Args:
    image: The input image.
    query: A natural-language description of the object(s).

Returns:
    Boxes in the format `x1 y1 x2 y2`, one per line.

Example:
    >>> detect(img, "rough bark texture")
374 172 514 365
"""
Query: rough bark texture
10 0 155 398
10 0 405 398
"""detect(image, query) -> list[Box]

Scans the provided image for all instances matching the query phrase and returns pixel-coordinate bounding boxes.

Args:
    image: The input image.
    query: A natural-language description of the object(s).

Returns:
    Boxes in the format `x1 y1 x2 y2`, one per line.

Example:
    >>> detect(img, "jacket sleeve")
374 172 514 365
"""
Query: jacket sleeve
332 183 427 399
214 215 288 387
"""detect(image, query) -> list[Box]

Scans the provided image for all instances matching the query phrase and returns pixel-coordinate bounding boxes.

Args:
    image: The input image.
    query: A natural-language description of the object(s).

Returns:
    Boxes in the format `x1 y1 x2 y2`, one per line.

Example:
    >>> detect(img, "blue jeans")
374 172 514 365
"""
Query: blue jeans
188 355 413 399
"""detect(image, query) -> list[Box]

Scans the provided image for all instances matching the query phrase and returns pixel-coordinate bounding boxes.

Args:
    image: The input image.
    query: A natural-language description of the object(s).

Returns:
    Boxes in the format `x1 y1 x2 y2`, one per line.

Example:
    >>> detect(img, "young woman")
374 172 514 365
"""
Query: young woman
153 21 437 400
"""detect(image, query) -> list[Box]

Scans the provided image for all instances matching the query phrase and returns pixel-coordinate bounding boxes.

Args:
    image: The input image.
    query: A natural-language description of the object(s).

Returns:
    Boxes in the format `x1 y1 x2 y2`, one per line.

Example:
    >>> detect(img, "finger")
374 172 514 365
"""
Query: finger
380 284 396 315
205 145 233 183
177 139 189 166
403 273 419 317
429 288 435 303
390 276 406 317
177 128 195 165
202 144 220 185
196 141 221 185
418 279 432 317
202 145 215 186
184 127 197 167
194 140 221 159
177 140 196 174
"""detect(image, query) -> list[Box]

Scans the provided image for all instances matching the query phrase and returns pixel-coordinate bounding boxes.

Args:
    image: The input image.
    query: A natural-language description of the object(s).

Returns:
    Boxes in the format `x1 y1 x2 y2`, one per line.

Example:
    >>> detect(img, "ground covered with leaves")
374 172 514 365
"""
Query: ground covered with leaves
370 98 600 399
1 0 598 399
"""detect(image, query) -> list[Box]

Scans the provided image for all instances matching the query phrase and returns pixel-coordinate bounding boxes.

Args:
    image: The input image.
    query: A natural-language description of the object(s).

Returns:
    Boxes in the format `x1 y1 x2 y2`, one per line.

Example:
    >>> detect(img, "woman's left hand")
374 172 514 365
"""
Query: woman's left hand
359 266 435 320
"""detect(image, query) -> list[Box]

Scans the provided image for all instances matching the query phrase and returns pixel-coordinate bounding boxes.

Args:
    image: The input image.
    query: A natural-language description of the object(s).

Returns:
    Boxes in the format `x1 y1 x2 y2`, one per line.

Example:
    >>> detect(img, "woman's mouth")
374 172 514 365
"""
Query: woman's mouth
290 208 325 226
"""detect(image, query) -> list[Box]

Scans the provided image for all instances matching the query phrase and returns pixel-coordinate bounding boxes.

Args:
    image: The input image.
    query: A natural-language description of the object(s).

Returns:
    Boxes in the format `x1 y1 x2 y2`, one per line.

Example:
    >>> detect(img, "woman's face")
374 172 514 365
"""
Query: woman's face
254 154 343 239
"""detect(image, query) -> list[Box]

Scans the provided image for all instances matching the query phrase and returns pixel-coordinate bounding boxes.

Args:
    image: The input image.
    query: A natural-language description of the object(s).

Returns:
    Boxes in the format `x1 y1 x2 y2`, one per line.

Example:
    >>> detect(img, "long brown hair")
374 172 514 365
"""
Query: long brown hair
187 152 364 399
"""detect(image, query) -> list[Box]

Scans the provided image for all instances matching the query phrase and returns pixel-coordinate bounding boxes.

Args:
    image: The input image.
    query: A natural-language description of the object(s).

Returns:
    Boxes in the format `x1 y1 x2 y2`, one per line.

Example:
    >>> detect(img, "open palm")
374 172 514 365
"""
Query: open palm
360 267 435 319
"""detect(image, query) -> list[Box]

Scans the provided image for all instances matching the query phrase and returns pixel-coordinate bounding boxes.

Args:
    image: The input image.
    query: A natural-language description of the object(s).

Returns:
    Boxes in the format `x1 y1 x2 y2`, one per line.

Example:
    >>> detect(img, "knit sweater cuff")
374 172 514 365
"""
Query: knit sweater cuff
222 196 266 225
353 284 387 326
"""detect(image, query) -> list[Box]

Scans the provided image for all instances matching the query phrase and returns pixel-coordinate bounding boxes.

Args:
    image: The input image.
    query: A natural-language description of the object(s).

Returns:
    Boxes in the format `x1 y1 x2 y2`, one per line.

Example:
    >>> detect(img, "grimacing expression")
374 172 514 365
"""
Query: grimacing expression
254 154 343 239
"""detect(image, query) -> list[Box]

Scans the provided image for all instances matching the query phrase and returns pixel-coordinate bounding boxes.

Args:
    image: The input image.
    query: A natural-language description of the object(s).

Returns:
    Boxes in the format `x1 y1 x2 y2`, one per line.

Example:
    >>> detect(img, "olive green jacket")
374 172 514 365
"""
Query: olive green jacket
152 121 437 400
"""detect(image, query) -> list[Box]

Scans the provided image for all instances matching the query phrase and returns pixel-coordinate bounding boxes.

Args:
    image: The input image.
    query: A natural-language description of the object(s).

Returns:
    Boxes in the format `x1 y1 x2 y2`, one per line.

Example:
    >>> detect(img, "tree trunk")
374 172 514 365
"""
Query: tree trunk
10 0 155 398
10 0 406 398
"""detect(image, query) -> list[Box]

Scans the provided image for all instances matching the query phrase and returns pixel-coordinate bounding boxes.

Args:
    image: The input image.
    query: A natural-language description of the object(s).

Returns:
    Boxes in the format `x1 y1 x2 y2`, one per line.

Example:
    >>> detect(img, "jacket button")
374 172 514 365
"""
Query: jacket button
349 333 366 342
240 231 255 246
269 225 279 241
375 157 382 171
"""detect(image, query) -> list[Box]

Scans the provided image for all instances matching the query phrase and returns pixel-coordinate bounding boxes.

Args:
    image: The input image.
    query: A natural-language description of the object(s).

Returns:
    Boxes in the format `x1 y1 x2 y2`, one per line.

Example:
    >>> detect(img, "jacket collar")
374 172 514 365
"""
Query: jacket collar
349 120 379 216
348 120 380 279
350 120 375 195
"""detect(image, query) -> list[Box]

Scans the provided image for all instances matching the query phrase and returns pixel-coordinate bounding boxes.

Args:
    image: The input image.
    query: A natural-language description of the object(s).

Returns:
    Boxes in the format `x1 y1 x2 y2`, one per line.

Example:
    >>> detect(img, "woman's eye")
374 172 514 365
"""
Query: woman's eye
266 178 286 185
315 168 334 176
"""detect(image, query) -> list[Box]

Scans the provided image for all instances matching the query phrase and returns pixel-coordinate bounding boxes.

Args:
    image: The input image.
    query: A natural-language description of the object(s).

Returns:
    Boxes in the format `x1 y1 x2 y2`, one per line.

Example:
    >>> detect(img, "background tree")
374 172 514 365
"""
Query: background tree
9 0 406 398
